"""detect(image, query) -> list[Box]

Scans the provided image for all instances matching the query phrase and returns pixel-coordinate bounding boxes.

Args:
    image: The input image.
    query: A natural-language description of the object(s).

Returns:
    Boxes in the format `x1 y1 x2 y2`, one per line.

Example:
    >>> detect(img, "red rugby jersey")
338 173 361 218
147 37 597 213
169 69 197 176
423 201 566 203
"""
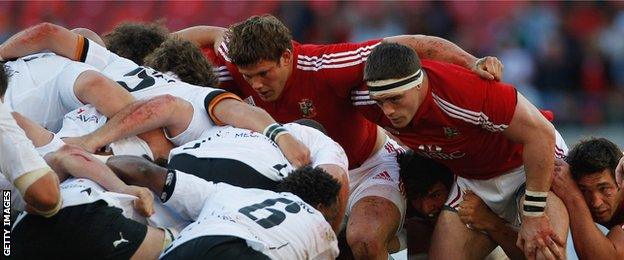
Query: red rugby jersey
357 60 525 179
209 39 383 169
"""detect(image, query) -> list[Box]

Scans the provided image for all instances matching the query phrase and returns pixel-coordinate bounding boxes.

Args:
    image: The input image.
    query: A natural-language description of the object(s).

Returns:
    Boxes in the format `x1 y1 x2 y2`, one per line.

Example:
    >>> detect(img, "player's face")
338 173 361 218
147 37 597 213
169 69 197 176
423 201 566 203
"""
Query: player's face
372 87 421 128
577 169 624 224
238 51 292 102
411 182 449 219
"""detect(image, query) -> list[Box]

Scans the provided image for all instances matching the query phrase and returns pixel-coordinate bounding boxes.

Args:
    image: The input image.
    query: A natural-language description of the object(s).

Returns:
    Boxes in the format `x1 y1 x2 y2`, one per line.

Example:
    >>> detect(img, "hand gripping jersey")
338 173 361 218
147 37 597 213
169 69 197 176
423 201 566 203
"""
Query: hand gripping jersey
356 60 566 179
212 39 382 169
162 171 339 259
169 123 348 182
75 37 241 146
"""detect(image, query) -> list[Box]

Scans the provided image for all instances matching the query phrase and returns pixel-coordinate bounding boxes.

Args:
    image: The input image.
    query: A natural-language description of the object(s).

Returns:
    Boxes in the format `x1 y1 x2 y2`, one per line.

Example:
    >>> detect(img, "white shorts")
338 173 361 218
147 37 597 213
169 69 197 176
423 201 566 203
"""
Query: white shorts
347 138 406 229
445 130 569 227
4 53 97 132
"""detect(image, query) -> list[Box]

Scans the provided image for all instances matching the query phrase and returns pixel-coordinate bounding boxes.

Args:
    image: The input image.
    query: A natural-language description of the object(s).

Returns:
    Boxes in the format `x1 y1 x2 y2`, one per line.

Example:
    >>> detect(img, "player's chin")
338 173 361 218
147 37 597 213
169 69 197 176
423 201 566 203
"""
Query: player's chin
391 120 408 128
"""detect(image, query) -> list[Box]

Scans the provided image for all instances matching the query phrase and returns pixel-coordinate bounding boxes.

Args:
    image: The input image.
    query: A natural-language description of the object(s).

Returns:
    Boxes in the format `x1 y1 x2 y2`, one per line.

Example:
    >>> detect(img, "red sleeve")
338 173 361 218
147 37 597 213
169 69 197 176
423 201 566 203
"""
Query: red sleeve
483 81 518 129
303 39 382 99
202 47 242 96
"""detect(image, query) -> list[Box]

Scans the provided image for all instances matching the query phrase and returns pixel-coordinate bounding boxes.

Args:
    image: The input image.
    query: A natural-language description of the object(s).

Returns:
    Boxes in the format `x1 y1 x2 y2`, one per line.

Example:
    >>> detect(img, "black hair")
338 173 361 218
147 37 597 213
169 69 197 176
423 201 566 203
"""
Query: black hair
292 118 328 135
565 137 622 180
399 150 454 199
0 65 7 97
364 42 421 82
277 166 340 207
103 21 169 65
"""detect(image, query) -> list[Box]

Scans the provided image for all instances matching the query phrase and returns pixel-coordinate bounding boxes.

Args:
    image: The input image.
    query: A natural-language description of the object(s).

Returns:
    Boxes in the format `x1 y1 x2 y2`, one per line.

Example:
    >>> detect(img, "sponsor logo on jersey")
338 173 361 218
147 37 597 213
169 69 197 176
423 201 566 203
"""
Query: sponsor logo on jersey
77 114 99 124
113 232 129 248
298 98 317 118
416 144 466 160
443 127 460 139
372 171 393 182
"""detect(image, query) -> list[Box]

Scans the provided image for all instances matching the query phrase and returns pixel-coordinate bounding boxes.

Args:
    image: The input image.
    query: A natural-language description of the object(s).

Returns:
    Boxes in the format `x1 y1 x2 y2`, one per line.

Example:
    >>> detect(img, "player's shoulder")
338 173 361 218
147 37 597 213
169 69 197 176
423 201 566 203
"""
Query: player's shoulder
423 60 490 108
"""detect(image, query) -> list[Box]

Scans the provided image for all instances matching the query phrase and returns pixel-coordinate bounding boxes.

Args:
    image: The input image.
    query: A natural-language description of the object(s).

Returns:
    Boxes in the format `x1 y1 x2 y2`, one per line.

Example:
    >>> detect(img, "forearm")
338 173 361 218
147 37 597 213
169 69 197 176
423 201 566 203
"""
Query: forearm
563 194 619 259
46 145 129 194
106 155 167 194
523 132 556 192
0 22 79 60
85 95 184 149
212 99 276 132
384 35 477 69
172 26 226 49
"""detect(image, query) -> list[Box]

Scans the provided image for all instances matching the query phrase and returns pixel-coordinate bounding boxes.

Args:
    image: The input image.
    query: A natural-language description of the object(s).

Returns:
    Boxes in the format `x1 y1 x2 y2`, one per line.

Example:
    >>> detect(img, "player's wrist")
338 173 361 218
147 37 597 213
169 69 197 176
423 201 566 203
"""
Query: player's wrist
263 123 289 143
522 190 548 217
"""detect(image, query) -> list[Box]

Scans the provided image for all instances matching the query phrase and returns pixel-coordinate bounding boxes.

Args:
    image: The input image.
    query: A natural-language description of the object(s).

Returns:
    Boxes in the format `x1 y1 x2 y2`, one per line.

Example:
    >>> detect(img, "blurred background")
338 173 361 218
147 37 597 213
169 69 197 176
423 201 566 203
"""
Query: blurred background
1 1 623 147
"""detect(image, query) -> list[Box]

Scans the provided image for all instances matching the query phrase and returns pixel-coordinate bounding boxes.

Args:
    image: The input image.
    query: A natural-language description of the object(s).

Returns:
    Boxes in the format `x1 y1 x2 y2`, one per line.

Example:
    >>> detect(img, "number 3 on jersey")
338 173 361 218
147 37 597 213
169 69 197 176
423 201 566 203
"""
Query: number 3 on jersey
116 67 175 92
239 198 301 229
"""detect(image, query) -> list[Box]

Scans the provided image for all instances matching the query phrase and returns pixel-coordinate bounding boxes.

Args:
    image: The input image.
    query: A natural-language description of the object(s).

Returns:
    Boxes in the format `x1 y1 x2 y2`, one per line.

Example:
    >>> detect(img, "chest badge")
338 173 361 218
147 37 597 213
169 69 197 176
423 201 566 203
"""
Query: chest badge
443 127 460 139
298 98 317 118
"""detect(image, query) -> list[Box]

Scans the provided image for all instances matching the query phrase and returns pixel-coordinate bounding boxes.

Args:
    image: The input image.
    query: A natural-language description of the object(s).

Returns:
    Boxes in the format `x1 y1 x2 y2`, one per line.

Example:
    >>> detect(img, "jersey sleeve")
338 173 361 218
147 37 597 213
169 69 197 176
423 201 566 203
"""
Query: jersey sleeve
163 170 217 221
76 36 116 71
481 81 518 132
284 123 349 173
0 102 49 184
205 46 242 96
313 39 382 99
203 90 243 126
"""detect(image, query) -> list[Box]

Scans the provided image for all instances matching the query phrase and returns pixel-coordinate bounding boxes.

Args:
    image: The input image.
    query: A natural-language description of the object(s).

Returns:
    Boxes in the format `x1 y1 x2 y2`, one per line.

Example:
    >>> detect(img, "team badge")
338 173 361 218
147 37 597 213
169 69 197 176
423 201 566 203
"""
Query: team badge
298 98 317 118
443 127 460 139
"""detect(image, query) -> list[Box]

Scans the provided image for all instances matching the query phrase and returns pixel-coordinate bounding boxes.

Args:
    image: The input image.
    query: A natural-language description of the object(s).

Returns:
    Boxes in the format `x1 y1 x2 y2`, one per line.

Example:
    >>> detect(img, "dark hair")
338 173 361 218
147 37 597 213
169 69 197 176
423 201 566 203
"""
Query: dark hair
0 65 7 97
104 21 169 65
277 166 340 207
144 37 219 87
226 14 292 67
565 137 622 180
364 42 421 82
399 150 453 199
292 119 328 135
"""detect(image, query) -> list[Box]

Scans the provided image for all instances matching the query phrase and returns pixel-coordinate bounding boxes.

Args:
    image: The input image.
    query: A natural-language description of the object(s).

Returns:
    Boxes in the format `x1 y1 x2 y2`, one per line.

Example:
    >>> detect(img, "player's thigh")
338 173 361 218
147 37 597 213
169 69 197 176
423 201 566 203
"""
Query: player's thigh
130 226 164 260
429 209 497 260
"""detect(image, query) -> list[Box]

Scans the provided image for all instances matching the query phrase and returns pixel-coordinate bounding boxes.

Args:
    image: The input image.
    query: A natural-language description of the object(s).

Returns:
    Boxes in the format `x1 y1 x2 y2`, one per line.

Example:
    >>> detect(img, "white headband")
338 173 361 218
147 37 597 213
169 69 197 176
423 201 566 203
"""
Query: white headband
367 69 423 96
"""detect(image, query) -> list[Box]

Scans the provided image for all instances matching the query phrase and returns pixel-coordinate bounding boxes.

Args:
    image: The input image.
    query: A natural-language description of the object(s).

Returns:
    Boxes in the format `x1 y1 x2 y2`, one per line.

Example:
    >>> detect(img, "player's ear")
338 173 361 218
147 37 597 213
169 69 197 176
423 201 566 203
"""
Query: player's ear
280 49 292 66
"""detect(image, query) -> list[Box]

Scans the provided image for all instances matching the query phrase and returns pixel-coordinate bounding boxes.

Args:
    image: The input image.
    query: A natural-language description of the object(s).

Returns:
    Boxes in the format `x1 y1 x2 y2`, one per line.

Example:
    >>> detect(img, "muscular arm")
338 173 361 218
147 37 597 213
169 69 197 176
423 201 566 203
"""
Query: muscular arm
213 98 311 167
383 35 502 81
503 93 555 194
77 95 192 152
172 25 226 51
0 22 81 60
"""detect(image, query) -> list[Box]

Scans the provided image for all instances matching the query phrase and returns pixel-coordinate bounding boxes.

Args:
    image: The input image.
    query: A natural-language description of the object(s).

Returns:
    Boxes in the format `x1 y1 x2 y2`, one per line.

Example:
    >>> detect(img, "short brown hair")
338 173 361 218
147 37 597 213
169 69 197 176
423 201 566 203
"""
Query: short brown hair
144 37 218 87
104 21 169 65
226 14 292 67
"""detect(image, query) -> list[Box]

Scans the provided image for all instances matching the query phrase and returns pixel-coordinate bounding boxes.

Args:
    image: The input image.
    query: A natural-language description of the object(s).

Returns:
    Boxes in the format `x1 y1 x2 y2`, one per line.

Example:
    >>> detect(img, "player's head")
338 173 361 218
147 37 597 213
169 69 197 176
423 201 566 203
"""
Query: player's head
399 151 453 219
0 65 7 98
566 137 624 223
365 42 424 128
226 14 293 102
144 37 218 87
104 21 169 65
278 166 341 223
292 119 328 135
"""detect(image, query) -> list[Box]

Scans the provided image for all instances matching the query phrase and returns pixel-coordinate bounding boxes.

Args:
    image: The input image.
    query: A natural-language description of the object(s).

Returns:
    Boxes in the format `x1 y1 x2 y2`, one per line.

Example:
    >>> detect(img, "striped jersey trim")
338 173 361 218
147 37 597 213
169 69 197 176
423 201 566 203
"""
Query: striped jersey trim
296 43 380 71
350 90 375 106
432 93 508 132
213 65 232 82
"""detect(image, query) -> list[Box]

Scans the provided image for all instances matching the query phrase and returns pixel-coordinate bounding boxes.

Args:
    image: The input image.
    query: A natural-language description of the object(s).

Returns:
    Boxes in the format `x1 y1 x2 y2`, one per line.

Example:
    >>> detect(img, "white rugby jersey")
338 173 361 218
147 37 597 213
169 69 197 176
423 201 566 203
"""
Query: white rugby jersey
3 53 97 132
0 101 49 184
12 177 188 231
169 123 348 181
55 104 154 159
162 171 339 259
80 39 227 145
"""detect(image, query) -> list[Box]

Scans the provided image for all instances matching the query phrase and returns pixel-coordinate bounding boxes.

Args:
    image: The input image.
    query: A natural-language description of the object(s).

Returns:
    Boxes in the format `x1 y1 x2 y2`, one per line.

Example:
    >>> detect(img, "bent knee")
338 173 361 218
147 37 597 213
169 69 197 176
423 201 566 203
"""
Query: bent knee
346 232 387 259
